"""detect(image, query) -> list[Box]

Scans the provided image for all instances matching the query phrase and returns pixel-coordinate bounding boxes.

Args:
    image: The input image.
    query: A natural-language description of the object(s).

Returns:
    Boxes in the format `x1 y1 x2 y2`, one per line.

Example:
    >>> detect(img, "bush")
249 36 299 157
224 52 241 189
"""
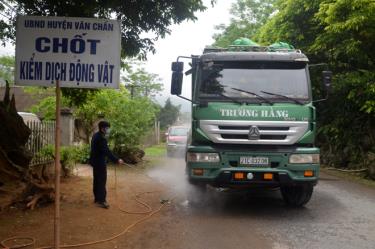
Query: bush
38 145 86 177
73 88 159 161
72 144 90 164
113 145 145 164
60 147 77 177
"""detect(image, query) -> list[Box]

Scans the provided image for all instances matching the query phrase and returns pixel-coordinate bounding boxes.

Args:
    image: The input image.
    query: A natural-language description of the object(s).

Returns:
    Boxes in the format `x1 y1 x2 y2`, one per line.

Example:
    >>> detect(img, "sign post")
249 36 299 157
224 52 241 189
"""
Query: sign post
15 16 121 249
54 80 61 248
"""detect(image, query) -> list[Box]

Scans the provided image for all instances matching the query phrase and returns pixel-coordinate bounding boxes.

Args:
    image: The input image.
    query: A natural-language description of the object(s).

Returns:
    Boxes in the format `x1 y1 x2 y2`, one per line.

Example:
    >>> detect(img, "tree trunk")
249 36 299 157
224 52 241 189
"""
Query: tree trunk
0 81 54 211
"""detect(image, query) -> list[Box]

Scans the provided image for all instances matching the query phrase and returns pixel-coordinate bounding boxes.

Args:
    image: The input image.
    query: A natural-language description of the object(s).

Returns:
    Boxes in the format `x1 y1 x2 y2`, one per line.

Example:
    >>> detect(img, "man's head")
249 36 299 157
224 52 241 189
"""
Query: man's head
98 121 110 134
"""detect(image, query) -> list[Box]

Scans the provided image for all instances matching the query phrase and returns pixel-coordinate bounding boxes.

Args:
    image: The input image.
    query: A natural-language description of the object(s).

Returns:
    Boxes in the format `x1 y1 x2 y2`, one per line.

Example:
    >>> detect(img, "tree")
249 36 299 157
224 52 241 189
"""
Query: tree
158 98 181 128
122 63 163 99
75 87 159 163
0 55 15 85
312 0 375 174
1 0 212 59
0 0 213 105
213 0 276 47
235 0 375 175
256 0 324 59
0 0 213 208
31 85 160 162
29 94 71 120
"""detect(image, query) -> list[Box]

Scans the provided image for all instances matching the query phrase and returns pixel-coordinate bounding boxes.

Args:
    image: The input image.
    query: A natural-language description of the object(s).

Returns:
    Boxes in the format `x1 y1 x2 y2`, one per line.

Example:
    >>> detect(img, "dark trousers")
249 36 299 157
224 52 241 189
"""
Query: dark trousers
93 165 107 203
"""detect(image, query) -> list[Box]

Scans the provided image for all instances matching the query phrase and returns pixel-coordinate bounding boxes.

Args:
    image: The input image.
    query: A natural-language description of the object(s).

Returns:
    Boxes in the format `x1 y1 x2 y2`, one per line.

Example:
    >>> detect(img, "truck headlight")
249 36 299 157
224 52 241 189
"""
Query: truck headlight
187 152 220 163
289 154 320 164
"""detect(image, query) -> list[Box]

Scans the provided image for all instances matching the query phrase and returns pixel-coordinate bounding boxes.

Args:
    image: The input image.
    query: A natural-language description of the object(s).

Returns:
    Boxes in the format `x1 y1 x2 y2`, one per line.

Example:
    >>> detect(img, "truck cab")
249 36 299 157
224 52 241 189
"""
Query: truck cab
170 39 331 207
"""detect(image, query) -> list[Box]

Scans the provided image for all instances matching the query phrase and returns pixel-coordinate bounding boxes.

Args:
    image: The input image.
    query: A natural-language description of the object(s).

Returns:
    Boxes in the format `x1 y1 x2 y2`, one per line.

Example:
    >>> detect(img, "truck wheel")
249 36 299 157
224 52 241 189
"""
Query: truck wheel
280 184 313 207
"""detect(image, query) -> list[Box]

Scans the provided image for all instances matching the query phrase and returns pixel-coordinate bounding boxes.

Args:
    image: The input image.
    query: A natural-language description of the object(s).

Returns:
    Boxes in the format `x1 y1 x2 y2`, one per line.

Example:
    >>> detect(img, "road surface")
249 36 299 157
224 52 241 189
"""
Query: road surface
127 157 375 249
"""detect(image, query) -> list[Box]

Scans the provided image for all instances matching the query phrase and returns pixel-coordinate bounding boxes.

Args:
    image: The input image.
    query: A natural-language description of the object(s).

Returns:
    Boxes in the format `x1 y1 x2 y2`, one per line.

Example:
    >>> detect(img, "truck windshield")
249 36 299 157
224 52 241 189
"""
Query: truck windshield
198 61 310 103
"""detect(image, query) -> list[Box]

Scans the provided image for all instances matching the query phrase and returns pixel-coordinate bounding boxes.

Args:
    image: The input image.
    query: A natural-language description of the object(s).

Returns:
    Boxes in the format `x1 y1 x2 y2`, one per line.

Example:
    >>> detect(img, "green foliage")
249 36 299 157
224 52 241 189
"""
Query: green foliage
29 96 56 120
71 144 90 164
73 85 159 152
256 0 324 54
29 59 162 151
73 93 104 143
213 0 375 173
29 95 70 120
144 144 166 157
0 55 15 85
213 0 276 47
60 146 77 171
0 1 211 105
102 89 159 150
31 61 162 153
158 98 181 129
313 0 375 68
38 145 80 176
122 62 163 99
1 0 210 59
61 89 98 107
0 3 13 46
37 144 54 159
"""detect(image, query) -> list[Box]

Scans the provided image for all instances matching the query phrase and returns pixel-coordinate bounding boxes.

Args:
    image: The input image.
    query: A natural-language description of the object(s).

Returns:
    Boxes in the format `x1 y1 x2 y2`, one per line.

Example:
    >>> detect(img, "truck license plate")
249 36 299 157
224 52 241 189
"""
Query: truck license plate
240 157 269 166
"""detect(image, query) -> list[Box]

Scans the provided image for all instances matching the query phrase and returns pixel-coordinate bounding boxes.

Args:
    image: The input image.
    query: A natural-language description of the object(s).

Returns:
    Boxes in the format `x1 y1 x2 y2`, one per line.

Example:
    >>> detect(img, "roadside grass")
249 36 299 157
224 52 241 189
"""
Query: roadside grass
321 167 375 188
144 143 166 157
108 144 166 170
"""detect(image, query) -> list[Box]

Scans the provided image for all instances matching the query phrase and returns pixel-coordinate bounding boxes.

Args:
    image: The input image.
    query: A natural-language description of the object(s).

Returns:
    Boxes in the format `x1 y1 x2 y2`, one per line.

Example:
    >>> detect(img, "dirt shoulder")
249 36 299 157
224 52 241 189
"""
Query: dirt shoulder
320 167 375 188
0 163 171 249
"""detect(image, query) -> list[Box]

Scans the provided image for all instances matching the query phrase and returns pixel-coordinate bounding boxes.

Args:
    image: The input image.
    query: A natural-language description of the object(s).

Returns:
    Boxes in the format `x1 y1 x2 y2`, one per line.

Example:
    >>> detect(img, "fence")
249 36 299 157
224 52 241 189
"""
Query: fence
26 120 56 166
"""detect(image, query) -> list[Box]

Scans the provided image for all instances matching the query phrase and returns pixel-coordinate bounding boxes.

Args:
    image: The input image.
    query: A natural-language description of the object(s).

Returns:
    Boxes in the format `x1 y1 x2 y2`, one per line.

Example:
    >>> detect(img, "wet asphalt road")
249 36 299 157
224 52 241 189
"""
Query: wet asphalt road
143 157 375 249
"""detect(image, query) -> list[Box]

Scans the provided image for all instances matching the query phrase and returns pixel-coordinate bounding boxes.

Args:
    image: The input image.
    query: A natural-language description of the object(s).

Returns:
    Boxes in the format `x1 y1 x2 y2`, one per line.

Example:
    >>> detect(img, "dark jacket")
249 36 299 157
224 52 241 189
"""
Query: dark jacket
89 131 118 167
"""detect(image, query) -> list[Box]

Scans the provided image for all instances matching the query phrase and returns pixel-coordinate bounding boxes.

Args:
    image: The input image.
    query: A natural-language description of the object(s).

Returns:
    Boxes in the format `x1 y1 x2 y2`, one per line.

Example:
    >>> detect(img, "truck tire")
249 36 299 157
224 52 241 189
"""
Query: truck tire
280 184 313 207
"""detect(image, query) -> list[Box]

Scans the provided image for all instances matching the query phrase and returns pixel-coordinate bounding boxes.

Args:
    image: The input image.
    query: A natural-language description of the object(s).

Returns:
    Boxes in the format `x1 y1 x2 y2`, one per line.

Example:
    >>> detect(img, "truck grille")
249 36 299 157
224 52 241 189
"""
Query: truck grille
200 120 309 145
219 126 290 131
221 134 287 140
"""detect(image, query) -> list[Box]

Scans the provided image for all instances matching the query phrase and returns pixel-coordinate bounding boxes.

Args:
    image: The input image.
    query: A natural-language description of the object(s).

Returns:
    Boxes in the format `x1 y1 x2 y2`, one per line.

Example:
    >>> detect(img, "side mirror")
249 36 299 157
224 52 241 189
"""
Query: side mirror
171 62 184 72
322 71 332 93
171 62 184 95
171 72 183 95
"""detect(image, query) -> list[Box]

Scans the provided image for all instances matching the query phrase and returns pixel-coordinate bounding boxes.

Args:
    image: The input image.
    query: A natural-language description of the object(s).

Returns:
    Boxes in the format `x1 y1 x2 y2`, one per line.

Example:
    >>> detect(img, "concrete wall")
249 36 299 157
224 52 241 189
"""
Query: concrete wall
60 108 74 146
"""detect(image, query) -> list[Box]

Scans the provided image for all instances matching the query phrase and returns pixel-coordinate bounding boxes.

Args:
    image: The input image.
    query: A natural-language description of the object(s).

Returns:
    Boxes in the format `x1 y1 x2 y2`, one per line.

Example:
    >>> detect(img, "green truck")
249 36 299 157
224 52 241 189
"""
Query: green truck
170 38 331 207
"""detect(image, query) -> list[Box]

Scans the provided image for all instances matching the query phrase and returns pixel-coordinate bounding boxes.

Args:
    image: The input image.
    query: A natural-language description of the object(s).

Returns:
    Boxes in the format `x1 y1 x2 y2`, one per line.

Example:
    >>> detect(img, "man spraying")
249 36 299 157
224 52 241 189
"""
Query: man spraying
89 121 124 209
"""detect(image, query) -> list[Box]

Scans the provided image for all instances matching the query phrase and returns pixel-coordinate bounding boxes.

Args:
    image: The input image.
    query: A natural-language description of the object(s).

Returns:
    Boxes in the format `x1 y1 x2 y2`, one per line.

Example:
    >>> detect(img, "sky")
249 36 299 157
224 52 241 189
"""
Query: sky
143 0 235 111
0 0 235 111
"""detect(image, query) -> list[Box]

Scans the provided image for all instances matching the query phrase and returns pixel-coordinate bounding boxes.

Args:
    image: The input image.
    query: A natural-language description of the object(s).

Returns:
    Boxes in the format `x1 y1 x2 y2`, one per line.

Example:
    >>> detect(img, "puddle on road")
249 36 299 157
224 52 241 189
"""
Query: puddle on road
146 157 295 249
147 157 189 192
146 157 285 214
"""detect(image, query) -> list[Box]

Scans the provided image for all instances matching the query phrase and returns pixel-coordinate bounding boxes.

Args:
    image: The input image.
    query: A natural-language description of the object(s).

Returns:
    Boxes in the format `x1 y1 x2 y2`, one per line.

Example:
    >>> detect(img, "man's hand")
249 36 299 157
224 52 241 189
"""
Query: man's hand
118 159 124 165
